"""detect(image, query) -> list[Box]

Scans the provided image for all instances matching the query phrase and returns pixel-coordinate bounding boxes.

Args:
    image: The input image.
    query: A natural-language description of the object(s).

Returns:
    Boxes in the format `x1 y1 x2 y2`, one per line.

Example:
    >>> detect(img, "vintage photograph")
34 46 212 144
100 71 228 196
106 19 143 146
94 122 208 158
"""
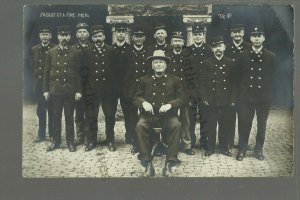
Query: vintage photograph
22 4 294 178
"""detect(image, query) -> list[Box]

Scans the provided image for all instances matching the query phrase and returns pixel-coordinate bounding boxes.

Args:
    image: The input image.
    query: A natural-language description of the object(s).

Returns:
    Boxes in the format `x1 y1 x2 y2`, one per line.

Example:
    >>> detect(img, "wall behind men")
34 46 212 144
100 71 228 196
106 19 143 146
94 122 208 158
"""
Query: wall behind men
23 4 294 109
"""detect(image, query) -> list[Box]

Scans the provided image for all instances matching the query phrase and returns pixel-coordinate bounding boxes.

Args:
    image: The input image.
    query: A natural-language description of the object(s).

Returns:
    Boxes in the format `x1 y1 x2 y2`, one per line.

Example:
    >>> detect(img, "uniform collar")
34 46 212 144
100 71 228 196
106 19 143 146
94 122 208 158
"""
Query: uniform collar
233 39 243 48
58 44 69 50
115 40 126 47
78 41 90 48
134 44 144 51
41 42 50 47
173 49 182 55
95 43 104 49
252 46 263 54
194 42 204 48
214 54 224 61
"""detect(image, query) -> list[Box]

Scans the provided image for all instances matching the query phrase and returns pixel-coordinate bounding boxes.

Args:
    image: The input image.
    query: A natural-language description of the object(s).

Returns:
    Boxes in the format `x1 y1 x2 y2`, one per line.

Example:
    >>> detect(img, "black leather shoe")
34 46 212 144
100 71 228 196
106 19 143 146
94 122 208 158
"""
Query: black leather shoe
236 151 245 161
131 145 139 154
85 143 96 151
254 150 265 161
162 160 180 177
75 137 84 145
34 137 45 143
199 143 208 151
108 142 116 151
221 150 233 157
184 149 195 155
141 160 155 177
67 143 76 152
205 151 214 156
46 143 60 152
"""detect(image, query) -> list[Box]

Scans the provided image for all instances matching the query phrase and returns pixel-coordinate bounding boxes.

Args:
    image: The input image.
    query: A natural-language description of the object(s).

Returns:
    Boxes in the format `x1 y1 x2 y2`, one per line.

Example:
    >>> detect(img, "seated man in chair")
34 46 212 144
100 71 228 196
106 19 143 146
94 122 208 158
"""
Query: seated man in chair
134 50 185 177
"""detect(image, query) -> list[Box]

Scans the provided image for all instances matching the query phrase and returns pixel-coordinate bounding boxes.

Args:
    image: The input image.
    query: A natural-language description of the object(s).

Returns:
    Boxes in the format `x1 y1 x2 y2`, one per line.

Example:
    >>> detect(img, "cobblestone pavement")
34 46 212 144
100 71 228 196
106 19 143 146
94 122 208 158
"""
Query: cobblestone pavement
22 104 293 178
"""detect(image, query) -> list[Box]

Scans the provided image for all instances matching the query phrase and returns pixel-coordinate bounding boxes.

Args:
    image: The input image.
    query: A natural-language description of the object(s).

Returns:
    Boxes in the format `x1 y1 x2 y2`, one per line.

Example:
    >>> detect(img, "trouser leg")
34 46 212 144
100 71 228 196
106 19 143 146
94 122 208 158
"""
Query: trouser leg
47 97 54 139
36 93 47 138
188 104 197 147
218 106 235 151
227 105 237 147
52 95 64 145
75 99 86 139
238 101 255 153
180 106 191 149
120 95 133 142
136 115 152 161
64 95 75 144
255 102 270 150
163 116 181 161
86 94 100 144
102 91 117 143
206 106 217 153
199 104 208 146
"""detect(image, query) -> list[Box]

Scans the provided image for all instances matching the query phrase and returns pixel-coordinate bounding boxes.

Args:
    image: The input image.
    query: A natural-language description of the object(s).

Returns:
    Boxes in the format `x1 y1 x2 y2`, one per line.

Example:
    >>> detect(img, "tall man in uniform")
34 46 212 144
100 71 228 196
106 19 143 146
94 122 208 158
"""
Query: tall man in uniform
188 24 212 150
168 31 195 155
31 26 56 143
111 23 132 151
200 36 237 157
72 22 91 146
134 50 185 177
146 23 173 56
124 26 149 153
43 26 82 152
81 25 115 151
236 25 277 161
225 24 251 148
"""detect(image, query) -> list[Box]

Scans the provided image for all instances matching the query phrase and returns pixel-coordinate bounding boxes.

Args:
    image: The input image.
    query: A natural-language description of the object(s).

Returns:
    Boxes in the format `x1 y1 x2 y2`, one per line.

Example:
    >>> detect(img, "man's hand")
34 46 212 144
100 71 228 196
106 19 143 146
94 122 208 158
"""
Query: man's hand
203 101 209 106
75 93 82 101
159 104 172 113
142 101 154 114
43 92 50 101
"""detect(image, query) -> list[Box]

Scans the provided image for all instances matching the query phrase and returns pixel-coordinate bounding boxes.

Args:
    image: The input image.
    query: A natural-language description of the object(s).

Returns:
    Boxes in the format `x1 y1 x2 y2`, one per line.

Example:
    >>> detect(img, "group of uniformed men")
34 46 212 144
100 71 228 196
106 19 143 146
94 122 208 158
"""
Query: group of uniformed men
31 21 277 176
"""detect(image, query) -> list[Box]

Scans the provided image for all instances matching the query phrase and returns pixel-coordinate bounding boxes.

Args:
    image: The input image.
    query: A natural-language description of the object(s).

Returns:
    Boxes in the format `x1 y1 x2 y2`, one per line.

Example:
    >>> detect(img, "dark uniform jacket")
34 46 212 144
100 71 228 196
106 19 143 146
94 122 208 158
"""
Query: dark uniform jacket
81 43 114 94
123 45 149 100
236 47 277 103
199 55 237 106
43 45 81 95
225 40 251 62
31 42 56 94
167 50 194 103
72 41 92 53
146 42 173 57
112 42 131 94
186 43 212 99
134 73 185 116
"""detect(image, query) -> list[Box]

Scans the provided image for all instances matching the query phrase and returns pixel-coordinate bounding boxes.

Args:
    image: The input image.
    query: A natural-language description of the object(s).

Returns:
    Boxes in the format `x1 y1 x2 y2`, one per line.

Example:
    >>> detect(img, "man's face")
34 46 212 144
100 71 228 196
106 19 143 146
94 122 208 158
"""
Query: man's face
132 35 146 47
57 33 71 46
171 38 184 51
231 29 244 42
92 32 105 46
250 34 265 48
116 29 127 42
76 28 89 42
212 43 226 57
154 29 167 43
39 32 52 44
152 59 167 74
193 32 205 45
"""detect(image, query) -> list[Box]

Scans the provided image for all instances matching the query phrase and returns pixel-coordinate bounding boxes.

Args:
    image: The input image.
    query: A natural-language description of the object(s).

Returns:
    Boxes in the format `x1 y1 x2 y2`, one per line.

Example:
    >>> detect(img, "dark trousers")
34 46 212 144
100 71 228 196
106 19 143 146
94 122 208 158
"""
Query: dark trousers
206 105 235 153
238 101 270 153
75 99 86 139
52 94 75 145
189 103 208 146
136 114 181 161
111 93 133 142
180 106 191 149
124 98 138 146
36 92 53 139
85 91 116 143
